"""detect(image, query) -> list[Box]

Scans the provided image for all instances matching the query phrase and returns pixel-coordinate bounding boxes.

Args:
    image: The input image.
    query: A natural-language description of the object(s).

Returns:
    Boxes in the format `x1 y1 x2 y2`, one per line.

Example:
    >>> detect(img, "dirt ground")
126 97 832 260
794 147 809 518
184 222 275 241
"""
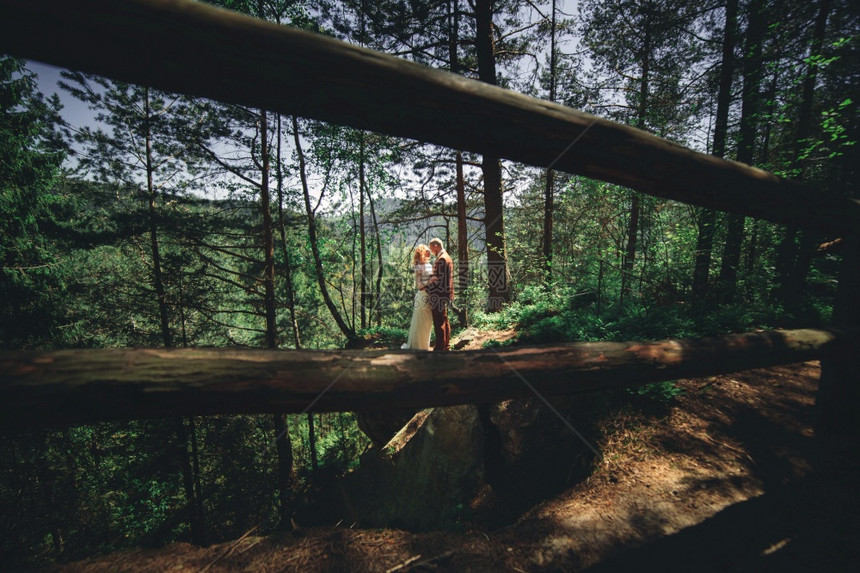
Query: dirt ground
49 358 860 572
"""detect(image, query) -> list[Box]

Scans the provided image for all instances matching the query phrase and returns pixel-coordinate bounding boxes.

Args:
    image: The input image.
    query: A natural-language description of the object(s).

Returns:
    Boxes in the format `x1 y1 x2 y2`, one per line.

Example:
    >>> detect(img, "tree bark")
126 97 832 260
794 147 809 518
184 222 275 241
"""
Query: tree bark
257 0 291 528
455 150 469 326
144 86 172 348
621 19 652 304
175 418 205 545
3 327 854 429
780 0 832 310
476 0 509 311
367 175 384 327
259 106 277 349
188 416 206 545
541 0 557 282
716 0 766 302
293 116 355 340
482 156 507 311
621 193 640 304
450 0 469 326
275 113 301 349
359 134 367 330
307 412 318 470
692 0 738 309
272 413 293 524
718 213 746 302
736 6 765 187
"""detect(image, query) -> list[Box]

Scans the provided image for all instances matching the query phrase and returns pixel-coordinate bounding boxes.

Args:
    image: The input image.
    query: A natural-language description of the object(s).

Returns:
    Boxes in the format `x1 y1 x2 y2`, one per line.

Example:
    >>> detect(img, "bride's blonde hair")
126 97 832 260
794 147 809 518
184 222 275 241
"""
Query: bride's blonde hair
412 244 431 265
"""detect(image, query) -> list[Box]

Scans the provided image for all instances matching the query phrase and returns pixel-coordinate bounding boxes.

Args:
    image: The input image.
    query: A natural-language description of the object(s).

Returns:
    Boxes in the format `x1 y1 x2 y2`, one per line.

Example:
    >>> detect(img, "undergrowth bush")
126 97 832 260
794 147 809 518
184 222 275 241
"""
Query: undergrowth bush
473 288 828 345
353 325 408 348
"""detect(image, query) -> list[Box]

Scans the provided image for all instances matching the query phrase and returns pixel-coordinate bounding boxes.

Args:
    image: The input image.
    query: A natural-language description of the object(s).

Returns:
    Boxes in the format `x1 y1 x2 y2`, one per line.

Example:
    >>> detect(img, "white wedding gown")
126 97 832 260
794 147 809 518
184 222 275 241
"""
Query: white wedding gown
401 262 433 350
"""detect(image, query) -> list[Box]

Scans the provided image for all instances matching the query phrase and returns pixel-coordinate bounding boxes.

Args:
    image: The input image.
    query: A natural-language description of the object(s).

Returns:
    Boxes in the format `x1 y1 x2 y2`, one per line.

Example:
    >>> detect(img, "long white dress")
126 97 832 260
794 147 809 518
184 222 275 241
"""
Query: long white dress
401 262 433 350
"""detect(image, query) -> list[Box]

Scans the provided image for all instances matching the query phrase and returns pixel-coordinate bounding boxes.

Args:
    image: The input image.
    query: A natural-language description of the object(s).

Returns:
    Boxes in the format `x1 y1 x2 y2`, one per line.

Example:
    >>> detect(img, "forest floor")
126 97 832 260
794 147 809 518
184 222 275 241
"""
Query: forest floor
49 336 860 572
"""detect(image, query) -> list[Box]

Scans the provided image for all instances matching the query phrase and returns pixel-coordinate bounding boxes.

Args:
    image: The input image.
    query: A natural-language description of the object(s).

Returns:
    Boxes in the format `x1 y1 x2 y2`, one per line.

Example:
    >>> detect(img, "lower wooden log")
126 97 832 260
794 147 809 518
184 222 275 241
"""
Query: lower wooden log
0 327 854 430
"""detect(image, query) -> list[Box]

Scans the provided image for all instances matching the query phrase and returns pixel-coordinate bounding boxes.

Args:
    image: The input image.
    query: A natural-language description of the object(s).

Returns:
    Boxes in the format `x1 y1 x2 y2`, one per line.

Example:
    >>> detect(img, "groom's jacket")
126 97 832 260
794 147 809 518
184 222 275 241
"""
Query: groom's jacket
427 251 454 300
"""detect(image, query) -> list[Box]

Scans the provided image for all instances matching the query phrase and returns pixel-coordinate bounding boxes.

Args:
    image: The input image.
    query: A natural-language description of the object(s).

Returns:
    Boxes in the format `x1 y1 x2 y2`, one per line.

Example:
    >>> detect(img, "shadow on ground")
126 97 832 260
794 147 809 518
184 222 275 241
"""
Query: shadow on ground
584 442 860 572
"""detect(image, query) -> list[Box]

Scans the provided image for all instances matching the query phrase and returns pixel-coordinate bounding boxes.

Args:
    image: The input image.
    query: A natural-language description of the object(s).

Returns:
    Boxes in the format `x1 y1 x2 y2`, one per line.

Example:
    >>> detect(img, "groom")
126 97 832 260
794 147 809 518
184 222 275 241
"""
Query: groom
423 238 454 352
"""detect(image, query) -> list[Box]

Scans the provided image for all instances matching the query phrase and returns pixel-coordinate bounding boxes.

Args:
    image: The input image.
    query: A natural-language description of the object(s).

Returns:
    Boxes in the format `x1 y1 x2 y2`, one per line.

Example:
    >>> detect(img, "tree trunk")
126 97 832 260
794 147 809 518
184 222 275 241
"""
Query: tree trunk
367 175 384 327
260 107 277 349
783 231 819 311
307 412 318 471
746 219 760 277
692 0 738 309
774 226 798 298
482 156 507 311
455 150 469 326
716 0 766 303
622 21 651 304
272 413 293 524
189 416 207 545
450 0 469 326
175 418 205 545
275 113 301 349
359 134 367 330
621 193 640 305
779 0 832 310
691 208 716 308
144 87 172 348
292 116 355 340
718 213 746 302
256 33 292 521
476 0 508 311
542 0 557 282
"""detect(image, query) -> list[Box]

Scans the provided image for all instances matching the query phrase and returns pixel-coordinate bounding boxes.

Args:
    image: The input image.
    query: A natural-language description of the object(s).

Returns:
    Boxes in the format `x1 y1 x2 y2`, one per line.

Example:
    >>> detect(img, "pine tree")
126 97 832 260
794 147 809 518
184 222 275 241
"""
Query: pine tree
580 0 706 304
0 57 67 348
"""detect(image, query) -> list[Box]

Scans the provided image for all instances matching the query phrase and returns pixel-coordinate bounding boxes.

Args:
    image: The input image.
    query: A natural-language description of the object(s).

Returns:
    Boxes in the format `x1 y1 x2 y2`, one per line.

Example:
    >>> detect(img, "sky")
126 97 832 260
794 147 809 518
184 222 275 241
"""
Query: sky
29 60 100 131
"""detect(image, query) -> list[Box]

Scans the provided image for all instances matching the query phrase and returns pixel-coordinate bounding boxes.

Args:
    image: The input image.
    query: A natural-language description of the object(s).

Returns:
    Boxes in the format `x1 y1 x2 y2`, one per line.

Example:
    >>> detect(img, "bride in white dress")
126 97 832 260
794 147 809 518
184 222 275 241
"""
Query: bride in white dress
401 244 434 350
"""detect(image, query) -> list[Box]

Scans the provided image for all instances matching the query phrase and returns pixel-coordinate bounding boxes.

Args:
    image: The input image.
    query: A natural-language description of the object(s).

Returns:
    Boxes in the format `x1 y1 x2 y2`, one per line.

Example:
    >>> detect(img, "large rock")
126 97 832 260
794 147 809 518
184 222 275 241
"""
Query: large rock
341 404 484 531
473 395 606 527
355 408 417 448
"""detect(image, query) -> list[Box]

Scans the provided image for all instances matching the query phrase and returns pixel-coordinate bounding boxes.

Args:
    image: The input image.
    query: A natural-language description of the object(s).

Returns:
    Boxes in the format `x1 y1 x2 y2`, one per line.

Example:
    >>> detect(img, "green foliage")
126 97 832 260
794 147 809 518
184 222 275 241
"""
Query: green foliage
627 381 686 404
482 337 514 348
354 325 408 348
0 56 67 348
0 410 373 567
311 413 369 471
475 284 821 346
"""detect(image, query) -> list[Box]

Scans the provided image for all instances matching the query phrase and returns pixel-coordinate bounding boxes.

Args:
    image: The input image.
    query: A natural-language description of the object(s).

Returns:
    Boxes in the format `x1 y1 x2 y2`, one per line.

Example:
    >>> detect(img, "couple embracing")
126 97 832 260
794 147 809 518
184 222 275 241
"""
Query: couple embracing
401 238 454 352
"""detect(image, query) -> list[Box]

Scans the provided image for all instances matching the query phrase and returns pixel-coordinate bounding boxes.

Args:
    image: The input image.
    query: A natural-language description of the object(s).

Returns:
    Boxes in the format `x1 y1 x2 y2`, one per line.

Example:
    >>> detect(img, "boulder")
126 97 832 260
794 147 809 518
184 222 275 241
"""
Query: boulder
355 408 417 448
341 404 484 531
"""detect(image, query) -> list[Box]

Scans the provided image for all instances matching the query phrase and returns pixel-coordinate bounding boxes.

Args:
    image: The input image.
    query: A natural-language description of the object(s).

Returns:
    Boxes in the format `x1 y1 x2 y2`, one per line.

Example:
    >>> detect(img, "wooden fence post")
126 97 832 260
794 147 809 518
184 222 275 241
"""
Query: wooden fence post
817 231 860 436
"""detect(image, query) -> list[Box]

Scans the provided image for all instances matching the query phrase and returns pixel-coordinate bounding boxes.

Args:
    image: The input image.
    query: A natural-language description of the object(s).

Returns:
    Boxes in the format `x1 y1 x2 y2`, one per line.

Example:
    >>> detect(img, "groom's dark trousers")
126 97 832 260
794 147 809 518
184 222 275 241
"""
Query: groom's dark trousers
428 250 454 352
431 298 451 352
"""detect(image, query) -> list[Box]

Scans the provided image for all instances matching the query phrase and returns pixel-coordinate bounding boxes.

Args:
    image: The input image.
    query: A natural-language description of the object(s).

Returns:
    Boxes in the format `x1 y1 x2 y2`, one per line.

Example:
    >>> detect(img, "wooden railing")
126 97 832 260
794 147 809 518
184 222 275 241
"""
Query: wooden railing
2 328 854 430
1 0 858 433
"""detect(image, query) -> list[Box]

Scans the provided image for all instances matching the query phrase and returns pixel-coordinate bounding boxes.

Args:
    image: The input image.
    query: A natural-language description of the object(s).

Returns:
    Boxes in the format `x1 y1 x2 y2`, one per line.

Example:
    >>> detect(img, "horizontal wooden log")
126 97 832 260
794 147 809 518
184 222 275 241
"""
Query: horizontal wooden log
1 0 858 232
0 328 854 430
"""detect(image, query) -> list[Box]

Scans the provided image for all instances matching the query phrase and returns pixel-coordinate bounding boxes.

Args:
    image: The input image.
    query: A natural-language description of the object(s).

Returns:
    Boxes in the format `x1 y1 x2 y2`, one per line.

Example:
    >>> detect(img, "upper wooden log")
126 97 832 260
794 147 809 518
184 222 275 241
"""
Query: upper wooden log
1 328 854 430
1 0 858 232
